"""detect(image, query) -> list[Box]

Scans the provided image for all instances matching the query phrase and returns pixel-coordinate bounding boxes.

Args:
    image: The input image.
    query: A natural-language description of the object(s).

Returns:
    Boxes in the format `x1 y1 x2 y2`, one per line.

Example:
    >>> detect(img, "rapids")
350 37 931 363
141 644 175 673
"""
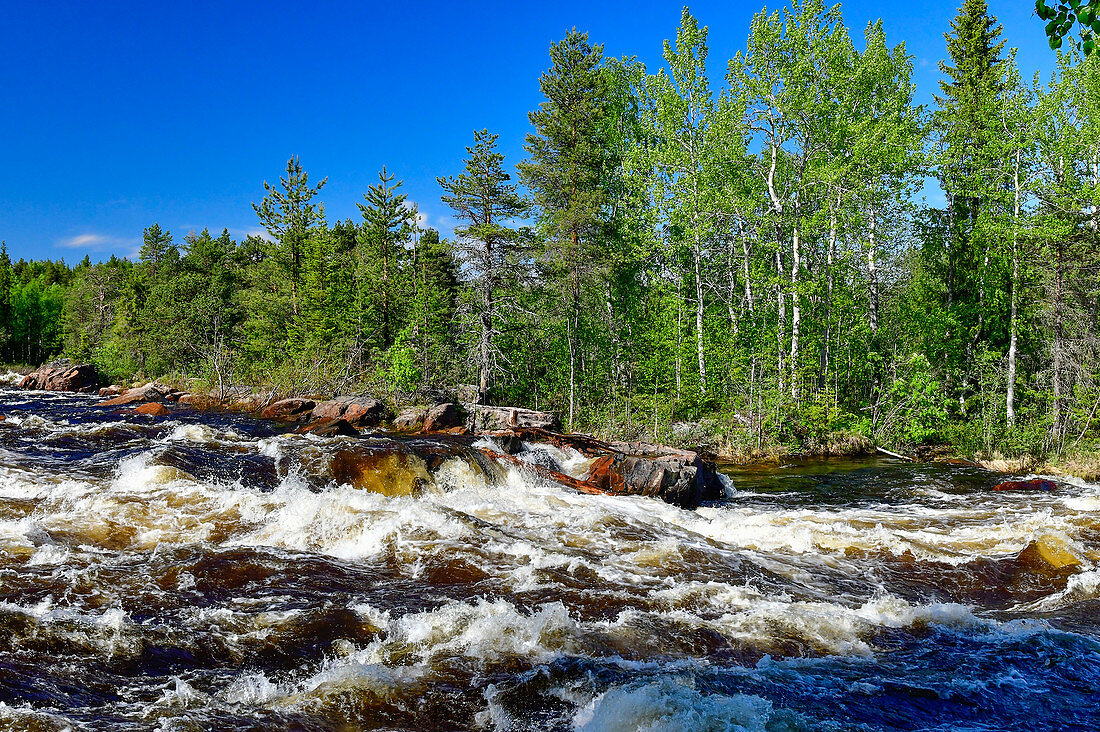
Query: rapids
1 388 1099 730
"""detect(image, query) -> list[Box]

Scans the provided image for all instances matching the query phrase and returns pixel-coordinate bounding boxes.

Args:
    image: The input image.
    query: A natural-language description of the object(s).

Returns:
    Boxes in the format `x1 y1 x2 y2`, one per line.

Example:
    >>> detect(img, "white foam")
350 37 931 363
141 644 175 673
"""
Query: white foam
573 678 781 732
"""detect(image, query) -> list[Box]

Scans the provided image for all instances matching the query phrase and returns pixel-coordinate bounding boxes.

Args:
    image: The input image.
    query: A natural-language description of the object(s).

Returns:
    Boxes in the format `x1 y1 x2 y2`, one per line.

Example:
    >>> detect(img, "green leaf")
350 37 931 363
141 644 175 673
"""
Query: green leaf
1085 38 1096 54
1052 35 1064 48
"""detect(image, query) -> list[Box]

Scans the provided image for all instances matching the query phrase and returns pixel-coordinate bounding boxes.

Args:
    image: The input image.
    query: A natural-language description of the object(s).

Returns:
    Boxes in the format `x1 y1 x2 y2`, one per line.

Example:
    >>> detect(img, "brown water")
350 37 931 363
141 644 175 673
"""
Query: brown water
2 384 1100 730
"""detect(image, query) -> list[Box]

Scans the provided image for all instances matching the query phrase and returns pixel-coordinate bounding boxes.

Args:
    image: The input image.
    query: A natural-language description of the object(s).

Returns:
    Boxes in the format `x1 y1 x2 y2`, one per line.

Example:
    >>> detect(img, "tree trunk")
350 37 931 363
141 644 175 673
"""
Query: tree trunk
819 198 838 393
1007 148 1021 429
867 203 880 335
789 216 801 403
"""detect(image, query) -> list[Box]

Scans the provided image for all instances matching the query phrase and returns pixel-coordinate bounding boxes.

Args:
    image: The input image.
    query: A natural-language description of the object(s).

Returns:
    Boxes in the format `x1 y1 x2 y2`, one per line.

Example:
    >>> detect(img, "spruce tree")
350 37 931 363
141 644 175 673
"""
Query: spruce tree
931 0 1006 406
438 129 528 404
519 29 614 429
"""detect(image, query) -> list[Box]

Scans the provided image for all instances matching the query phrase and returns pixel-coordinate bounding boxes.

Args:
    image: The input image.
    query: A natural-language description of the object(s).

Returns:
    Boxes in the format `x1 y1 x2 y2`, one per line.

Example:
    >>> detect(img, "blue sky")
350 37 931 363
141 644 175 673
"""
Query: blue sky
1 0 1055 263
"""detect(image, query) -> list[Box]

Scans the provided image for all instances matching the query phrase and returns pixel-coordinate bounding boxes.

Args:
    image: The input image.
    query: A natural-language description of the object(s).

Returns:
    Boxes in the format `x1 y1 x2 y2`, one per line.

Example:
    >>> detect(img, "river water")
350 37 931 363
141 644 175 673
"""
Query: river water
1 387 1099 731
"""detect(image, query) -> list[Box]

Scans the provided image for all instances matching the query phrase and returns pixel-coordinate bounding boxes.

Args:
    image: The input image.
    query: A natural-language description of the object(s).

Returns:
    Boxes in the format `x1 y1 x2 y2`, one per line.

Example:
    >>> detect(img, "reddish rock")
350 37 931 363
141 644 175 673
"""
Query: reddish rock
992 478 1057 492
482 427 725 509
311 396 390 427
134 402 170 417
260 398 316 421
424 403 464 432
465 404 560 432
295 418 359 437
100 383 169 407
165 392 182 403
393 407 427 430
19 364 99 392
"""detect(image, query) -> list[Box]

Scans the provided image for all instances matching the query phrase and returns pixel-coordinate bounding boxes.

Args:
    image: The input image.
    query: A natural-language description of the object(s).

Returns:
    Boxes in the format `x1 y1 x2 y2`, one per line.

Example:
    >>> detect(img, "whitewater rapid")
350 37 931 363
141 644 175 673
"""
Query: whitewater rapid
1 388 1099 730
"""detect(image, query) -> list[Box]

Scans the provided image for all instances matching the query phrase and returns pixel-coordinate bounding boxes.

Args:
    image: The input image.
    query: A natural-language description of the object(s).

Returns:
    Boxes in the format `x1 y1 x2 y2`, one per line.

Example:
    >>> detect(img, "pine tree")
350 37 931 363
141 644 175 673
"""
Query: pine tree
357 167 415 349
252 156 327 317
438 129 528 404
519 29 615 429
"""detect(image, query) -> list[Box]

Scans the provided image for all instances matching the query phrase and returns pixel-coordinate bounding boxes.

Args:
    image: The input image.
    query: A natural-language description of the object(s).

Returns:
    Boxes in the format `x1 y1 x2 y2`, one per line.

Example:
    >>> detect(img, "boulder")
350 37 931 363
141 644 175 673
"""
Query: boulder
424 403 464 432
178 393 223 410
98 385 123 397
585 446 727 509
260 398 316 421
296 418 359 437
134 402 170 417
465 404 561 432
1018 535 1081 570
100 383 170 407
311 396 391 427
482 427 725 509
992 478 1057 492
393 407 427 431
18 363 99 392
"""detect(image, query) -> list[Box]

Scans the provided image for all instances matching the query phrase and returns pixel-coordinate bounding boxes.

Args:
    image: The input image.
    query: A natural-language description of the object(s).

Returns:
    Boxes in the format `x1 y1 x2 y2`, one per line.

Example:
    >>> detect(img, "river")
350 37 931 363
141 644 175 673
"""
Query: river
1 386 1098 731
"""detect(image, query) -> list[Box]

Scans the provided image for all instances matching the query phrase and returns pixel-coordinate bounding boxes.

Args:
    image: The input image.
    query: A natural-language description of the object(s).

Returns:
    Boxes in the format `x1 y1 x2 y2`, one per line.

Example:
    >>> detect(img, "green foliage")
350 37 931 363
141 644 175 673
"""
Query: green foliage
0 0 1096 469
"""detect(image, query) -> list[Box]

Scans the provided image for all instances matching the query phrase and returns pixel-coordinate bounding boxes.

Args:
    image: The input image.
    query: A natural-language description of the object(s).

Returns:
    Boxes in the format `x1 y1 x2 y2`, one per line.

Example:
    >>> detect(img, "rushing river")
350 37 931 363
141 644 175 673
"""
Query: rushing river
1 387 1099 731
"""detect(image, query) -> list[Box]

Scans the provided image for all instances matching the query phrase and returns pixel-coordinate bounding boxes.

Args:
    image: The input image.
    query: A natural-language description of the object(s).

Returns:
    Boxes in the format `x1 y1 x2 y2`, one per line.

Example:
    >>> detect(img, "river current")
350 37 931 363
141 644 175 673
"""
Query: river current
1 385 1099 731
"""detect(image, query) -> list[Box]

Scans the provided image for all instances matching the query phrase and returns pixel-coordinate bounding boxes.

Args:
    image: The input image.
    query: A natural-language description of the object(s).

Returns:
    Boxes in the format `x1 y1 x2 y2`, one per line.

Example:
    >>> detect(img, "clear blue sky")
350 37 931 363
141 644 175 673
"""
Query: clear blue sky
0 0 1055 263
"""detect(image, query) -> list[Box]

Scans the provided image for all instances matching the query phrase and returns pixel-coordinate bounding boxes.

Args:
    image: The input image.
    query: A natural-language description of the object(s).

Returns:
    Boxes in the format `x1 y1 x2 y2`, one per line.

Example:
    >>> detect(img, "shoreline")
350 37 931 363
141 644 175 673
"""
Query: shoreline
6 364 1099 485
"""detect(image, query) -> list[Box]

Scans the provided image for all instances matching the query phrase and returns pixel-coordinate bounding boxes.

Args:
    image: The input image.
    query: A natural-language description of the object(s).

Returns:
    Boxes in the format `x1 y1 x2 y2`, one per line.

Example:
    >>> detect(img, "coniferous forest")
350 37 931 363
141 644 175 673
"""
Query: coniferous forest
3 0 1099 462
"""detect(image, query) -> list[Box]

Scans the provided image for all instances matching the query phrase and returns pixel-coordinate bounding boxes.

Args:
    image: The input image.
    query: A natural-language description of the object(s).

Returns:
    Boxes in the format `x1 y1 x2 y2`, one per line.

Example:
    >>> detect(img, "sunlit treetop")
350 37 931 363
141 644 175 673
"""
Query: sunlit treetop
1037 0 1100 54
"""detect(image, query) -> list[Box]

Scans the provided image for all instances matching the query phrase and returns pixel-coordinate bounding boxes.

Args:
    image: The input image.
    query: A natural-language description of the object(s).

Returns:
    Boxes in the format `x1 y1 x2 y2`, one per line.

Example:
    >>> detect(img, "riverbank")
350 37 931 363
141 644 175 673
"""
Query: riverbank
7 362 1100 484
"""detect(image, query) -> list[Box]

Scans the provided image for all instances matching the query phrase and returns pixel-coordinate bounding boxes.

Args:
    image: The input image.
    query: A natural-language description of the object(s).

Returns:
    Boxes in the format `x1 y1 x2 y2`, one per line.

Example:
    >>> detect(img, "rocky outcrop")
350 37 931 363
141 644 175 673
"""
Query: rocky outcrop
19 364 99 392
393 407 427 430
260 398 316 421
311 396 390 427
100 382 171 407
482 427 726 509
134 402 170 417
98 385 123 397
465 405 561 432
296 418 359 437
992 478 1057 492
424 403 464 432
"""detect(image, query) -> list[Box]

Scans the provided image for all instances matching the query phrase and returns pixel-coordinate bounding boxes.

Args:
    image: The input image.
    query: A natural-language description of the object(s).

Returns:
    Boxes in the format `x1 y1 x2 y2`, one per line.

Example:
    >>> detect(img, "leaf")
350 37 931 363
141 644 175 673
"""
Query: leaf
1085 38 1096 54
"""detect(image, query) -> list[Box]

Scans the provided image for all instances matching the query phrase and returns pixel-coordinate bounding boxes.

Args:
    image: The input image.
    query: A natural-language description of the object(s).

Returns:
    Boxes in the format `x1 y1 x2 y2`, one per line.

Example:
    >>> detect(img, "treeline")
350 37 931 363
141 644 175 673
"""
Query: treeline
2 0 1099 457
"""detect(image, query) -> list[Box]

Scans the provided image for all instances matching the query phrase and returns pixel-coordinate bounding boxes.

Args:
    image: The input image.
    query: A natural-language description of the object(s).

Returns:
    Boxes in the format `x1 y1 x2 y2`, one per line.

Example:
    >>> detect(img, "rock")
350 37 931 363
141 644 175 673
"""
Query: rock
18 363 99 392
483 427 725 509
585 446 726 509
165 392 182 403
178 393 223 410
465 404 561 432
134 402 170 417
310 396 391 427
424 403 464 432
992 478 1057 492
98 385 123 397
99 383 170 407
296 418 359 437
1018 535 1081 570
260 398 316 421
393 407 427 431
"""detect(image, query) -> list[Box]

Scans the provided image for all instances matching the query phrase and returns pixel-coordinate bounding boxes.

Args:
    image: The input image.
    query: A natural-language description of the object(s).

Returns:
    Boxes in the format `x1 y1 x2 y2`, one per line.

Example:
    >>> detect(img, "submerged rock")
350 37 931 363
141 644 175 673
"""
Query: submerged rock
1017 535 1082 570
19 363 99 392
992 478 1057 492
260 398 316 421
311 396 390 427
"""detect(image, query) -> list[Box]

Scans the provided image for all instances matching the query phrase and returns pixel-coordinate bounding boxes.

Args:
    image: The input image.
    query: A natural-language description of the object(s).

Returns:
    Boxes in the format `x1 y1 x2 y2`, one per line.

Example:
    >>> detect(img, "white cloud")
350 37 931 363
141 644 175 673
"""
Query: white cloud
57 233 136 252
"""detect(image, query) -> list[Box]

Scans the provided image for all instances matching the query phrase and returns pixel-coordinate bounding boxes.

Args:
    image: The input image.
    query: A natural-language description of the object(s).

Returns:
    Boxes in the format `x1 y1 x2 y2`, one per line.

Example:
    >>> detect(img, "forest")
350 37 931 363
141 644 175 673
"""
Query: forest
1 0 1098 461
